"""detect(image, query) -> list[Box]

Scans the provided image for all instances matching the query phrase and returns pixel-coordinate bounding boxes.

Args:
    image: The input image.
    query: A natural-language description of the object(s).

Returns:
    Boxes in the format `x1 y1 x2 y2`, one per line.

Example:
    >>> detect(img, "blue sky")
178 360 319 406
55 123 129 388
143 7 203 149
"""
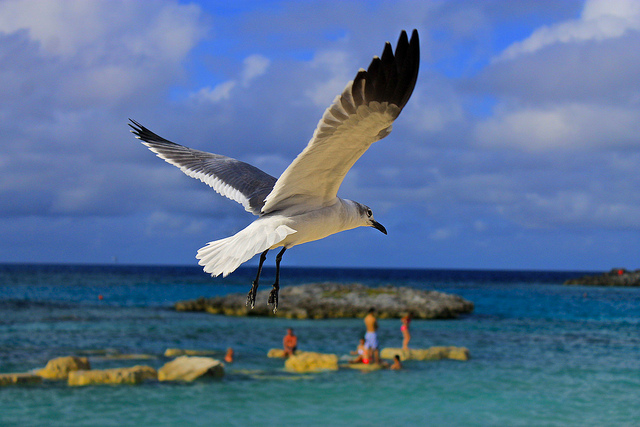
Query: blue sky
2 0 640 271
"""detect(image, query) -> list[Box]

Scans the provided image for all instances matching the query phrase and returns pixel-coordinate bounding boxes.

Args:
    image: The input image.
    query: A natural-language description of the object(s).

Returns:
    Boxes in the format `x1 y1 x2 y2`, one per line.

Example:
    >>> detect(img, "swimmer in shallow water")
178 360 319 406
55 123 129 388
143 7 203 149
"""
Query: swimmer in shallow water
390 354 402 370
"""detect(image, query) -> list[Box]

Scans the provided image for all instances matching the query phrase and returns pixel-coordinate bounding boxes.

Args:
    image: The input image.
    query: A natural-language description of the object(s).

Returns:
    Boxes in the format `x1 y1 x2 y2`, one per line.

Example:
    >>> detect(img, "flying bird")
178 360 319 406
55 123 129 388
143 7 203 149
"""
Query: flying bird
130 29 420 312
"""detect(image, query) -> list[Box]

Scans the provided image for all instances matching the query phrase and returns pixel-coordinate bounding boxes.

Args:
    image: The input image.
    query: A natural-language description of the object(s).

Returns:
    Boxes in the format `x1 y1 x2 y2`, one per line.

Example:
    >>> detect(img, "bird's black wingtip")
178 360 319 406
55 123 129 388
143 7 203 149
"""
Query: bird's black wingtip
128 118 143 136
127 119 171 144
353 29 420 113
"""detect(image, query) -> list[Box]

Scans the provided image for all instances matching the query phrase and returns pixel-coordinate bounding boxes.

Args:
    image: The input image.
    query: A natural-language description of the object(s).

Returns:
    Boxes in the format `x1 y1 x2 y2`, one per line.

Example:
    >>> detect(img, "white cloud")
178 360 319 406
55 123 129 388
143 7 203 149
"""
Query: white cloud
406 78 465 133
0 0 205 61
429 227 457 241
191 54 270 103
145 211 206 237
304 50 351 107
497 0 640 61
0 0 207 106
473 220 487 233
241 54 270 87
506 189 640 230
192 81 237 103
475 0 640 153
475 103 640 151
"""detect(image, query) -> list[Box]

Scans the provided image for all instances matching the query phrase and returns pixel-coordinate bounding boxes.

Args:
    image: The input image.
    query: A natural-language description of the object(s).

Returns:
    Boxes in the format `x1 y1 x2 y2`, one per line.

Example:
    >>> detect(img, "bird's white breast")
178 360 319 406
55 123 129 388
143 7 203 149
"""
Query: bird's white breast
266 199 361 249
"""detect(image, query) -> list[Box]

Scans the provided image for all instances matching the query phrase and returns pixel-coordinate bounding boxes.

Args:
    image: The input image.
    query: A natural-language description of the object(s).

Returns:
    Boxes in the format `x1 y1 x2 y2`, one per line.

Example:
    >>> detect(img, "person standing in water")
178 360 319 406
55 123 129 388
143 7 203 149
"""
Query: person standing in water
283 328 298 357
224 347 234 363
364 308 380 364
401 313 412 351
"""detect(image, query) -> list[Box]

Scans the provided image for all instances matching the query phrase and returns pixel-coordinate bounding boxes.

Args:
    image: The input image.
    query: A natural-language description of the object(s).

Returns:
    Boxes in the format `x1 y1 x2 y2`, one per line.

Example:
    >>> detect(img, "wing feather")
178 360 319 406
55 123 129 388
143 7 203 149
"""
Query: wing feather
129 119 276 215
262 30 419 213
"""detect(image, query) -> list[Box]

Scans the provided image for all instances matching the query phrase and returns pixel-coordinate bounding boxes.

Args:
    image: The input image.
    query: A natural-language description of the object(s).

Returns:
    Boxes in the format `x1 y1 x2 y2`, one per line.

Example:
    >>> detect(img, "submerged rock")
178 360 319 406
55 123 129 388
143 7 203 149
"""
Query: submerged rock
267 348 289 358
164 348 219 358
564 268 640 286
158 356 224 381
37 356 91 380
343 363 384 371
175 282 473 319
380 346 470 361
284 351 338 373
68 366 157 386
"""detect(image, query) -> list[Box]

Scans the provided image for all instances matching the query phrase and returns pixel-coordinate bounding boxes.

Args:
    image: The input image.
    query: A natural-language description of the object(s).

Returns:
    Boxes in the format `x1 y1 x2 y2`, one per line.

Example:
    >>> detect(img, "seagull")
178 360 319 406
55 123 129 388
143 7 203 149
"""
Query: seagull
130 29 419 312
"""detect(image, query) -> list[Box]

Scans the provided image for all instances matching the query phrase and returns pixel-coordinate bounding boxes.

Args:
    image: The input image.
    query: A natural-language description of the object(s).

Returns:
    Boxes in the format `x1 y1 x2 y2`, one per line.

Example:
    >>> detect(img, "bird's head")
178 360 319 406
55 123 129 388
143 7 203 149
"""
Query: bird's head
355 202 387 235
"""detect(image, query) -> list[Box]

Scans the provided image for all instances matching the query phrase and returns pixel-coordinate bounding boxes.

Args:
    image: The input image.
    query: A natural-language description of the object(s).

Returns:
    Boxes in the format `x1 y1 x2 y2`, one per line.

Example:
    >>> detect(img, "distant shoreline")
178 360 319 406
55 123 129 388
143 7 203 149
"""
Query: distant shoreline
565 268 640 287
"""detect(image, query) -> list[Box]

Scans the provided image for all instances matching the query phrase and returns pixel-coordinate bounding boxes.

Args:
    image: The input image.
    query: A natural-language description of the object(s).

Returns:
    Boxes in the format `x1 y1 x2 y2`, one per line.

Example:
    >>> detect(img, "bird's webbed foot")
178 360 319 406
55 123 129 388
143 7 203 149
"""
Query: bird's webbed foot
267 283 279 313
246 280 259 309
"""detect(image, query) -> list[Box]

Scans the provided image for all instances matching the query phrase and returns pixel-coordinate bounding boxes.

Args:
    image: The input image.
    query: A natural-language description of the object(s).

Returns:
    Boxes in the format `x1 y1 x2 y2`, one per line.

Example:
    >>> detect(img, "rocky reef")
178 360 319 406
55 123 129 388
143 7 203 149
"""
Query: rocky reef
37 356 91 380
68 366 157 386
564 268 640 286
284 352 339 373
158 356 224 381
0 373 42 385
0 353 225 387
380 346 470 361
175 282 474 319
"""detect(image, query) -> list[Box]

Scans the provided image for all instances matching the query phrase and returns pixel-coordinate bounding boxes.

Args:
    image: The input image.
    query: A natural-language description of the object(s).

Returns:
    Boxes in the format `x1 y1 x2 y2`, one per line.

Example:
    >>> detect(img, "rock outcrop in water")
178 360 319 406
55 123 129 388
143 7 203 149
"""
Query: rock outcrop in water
284 352 339 373
380 346 470 361
0 373 42 386
564 268 640 286
158 356 224 381
37 356 90 380
68 366 157 386
175 282 474 319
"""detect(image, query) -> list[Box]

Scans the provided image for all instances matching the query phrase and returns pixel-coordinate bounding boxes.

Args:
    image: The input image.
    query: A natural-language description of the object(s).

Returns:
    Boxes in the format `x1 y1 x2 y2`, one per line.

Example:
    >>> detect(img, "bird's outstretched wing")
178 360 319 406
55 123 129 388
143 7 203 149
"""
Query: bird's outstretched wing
262 29 419 213
129 119 276 216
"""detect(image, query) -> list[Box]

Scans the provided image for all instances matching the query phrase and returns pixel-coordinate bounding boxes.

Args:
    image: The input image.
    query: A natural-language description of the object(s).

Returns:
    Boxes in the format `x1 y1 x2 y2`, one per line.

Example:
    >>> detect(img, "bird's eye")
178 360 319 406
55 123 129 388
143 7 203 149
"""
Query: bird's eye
366 209 372 217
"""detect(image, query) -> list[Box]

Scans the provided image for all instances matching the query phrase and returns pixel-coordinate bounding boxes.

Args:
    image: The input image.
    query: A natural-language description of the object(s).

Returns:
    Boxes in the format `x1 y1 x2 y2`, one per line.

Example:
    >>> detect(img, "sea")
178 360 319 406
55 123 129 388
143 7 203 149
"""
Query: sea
1 263 639 426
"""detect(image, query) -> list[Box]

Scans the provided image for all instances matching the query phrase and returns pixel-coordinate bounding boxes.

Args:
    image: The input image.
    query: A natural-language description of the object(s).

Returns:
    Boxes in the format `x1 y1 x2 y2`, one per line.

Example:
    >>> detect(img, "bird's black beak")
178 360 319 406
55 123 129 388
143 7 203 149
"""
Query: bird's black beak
371 220 387 235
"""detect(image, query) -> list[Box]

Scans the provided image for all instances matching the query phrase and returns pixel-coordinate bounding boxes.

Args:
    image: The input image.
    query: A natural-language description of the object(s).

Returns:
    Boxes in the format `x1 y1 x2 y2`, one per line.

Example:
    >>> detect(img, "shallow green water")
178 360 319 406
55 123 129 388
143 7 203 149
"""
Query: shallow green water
1 265 639 426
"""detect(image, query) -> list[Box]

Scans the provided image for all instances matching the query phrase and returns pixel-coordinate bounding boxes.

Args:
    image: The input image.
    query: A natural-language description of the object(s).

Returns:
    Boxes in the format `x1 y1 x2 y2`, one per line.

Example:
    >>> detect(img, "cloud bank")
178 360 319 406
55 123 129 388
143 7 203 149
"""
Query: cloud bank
1 0 639 271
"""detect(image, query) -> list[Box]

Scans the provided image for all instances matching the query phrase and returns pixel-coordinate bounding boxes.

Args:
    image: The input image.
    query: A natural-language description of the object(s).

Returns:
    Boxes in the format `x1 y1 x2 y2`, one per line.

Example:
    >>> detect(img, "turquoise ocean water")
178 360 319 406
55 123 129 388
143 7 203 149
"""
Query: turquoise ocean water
1 264 639 426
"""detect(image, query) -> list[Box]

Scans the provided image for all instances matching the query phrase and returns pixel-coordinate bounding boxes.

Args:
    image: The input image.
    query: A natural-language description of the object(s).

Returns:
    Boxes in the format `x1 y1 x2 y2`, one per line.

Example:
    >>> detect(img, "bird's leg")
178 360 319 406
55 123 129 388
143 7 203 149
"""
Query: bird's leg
246 249 268 309
268 247 287 313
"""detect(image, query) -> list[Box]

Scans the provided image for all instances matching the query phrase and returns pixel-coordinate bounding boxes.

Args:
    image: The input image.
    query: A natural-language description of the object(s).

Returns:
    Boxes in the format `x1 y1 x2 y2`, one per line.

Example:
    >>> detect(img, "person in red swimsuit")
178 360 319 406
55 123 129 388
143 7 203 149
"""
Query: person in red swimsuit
401 313 412 351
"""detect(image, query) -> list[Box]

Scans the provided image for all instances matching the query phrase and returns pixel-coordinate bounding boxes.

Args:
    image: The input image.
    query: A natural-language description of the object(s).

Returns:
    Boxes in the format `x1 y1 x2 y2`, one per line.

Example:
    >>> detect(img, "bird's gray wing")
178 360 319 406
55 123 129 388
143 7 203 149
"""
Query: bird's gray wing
262 30 419 213
129 119 276 216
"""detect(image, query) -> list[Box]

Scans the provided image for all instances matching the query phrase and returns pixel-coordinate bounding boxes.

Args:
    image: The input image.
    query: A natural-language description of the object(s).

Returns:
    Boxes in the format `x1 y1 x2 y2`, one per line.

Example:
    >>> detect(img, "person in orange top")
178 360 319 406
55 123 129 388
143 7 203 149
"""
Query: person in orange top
224 347 234 363
283 328 298 357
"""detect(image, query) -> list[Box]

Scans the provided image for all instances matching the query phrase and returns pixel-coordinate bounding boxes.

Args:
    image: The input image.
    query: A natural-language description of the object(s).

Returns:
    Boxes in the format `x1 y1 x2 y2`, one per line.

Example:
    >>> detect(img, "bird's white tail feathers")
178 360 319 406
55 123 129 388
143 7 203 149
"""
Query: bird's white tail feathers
196 222 296 277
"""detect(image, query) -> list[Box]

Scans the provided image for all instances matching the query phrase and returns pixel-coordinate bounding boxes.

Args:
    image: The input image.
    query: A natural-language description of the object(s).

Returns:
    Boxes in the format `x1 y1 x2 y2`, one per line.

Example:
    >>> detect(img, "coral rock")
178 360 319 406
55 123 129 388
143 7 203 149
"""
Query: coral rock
0 373 43 386
158 356 224 381
284 351 338 373
68 366 157 386
37 356 91 380
175 283 474 319
380 346 470 361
